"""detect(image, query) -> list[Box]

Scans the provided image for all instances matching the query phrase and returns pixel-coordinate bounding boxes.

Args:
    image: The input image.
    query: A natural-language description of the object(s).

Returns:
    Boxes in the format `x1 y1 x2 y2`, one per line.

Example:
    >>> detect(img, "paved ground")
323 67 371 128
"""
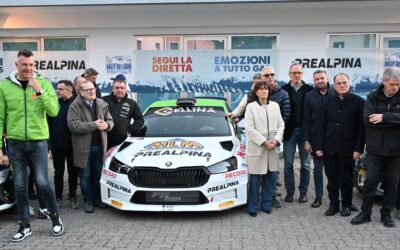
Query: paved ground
0 159 399 250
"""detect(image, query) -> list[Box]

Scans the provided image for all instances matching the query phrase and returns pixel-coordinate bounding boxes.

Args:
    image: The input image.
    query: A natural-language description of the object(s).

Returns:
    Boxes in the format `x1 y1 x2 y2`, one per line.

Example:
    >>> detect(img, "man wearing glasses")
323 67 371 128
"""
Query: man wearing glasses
281 63 313 204
67 81 114 213
261 66 291 208
48 80 79 209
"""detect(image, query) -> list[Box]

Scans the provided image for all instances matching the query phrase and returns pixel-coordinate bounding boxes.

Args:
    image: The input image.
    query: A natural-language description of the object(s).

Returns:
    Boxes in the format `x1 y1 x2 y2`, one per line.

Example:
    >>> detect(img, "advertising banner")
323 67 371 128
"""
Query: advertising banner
1 48 399 99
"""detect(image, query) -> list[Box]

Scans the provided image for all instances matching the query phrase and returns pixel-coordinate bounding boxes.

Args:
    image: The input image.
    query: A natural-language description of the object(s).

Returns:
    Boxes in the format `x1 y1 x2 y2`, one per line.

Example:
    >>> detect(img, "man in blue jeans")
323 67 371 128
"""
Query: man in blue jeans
68 80 114 213
281 63 313 203
0 49 64 241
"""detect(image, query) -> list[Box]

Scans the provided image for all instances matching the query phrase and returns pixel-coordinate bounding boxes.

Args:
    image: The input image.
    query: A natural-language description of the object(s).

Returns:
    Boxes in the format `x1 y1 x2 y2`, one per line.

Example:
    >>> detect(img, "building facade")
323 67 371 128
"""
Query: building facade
1 0 400 109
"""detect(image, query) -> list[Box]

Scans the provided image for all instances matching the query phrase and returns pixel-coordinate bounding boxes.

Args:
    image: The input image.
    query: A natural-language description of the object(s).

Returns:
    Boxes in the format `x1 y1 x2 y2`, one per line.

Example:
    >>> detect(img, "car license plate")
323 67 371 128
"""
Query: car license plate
145 191 199 203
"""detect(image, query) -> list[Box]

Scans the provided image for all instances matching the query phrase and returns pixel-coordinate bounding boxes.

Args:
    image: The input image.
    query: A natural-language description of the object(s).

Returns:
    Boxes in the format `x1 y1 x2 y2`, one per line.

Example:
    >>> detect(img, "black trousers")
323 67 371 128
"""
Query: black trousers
361 153 400 215
397 180 400 209
52 146 78 200
325 155 354 209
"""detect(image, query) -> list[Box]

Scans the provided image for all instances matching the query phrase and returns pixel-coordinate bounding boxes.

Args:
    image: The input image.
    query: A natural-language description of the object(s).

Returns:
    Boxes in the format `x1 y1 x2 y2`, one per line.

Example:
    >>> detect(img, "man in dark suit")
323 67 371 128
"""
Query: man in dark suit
316 73 365 217
303 69 336 208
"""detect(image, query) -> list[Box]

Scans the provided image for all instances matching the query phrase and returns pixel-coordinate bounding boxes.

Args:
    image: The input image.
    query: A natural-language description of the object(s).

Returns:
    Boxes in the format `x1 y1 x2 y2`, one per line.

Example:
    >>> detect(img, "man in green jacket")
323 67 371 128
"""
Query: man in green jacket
0 49 64 241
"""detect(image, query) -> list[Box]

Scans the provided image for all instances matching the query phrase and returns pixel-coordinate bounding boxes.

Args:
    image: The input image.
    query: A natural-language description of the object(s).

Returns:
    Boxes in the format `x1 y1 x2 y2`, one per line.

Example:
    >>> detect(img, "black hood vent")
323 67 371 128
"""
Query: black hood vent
118 141 132 152
220 140 234 151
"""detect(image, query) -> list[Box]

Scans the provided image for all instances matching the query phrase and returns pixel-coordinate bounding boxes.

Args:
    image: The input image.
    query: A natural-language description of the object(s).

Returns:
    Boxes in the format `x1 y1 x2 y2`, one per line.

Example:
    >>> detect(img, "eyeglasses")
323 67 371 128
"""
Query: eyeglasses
56 88 67 91
262 73 275 78
82 88 95 92
290 72 303 75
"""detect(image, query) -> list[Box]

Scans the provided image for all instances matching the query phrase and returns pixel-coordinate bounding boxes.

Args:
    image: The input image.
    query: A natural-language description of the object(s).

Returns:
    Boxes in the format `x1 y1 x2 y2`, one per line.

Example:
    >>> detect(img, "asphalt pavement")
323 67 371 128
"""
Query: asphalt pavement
0 159 399 250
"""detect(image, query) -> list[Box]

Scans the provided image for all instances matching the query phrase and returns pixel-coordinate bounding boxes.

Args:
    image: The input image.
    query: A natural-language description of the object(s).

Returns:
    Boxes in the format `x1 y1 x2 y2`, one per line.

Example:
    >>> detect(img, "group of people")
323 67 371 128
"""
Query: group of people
1 48 399 242
0 49 143 242
229 64 400 229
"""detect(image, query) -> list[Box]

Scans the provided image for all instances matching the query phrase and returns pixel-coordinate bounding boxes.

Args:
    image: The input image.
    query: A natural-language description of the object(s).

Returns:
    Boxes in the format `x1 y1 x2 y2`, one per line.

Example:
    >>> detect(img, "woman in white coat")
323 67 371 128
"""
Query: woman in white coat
245 80 285 217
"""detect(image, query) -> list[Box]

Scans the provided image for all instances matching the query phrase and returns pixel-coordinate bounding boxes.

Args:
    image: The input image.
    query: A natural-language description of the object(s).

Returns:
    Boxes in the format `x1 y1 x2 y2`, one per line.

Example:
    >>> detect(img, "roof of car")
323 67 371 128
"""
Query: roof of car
146 97 229 111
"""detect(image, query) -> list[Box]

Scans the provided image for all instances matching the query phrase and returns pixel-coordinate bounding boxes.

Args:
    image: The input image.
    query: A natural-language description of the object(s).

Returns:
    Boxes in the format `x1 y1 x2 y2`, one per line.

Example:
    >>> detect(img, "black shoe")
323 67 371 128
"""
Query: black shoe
299 192 308 203
276 181 282 187
50 213 64 236
272 197 281 208
325 206 339 216
381 214 395 228
84 201 94 213
248 212 257 217
351 212 371 225
93 200 108 209
12 222 32 242
341 207 351 217
284 192 294 203
311 198 322 208
350 204 359 212
261 209 271 214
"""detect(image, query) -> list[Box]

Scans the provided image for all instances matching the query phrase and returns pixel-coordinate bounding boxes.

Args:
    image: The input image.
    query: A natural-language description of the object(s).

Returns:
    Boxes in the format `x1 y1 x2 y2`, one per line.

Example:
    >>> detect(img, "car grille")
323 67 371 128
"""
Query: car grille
128 167 210 188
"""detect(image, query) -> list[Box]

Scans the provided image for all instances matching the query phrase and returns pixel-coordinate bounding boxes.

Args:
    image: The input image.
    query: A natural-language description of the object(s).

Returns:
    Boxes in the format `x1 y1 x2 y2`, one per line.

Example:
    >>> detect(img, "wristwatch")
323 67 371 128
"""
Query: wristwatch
36 89 45 96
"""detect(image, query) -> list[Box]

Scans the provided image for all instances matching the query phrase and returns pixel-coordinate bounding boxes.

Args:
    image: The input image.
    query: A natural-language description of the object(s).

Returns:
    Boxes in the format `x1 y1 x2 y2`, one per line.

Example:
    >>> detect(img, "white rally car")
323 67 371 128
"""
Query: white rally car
100 97 248 212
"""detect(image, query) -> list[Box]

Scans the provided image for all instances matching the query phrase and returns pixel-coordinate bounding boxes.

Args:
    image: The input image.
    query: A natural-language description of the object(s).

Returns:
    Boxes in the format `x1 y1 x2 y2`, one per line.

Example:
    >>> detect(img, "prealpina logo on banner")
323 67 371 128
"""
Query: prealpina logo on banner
106 56 132 74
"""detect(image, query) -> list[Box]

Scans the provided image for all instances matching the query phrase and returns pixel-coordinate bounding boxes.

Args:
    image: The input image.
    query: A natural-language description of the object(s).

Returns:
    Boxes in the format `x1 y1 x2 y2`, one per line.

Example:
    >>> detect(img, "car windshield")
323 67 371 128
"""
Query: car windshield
143 106 231 137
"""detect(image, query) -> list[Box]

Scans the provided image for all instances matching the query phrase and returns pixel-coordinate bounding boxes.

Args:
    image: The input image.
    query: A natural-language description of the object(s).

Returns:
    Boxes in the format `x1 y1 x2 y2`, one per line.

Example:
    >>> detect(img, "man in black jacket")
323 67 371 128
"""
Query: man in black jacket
48 80 79 209
103 74 144 149
303 69 336 208
351 67 400 227
316 73 365 217
281 63 313 204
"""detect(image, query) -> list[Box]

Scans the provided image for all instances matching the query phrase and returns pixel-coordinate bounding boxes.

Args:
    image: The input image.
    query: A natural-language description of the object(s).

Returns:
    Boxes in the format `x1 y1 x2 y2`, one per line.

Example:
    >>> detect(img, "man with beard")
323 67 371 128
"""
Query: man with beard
303 69 336 208
103 74 144 149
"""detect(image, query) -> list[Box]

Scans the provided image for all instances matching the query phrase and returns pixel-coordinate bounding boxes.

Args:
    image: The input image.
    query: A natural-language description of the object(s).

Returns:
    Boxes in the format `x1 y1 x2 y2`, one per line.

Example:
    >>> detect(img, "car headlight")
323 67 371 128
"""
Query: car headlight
109 157 131 174
208 156 237 174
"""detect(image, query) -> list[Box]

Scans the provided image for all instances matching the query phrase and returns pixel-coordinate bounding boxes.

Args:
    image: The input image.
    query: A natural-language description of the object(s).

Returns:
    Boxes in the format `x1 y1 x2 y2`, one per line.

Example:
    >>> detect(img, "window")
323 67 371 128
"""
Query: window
333 42 345 48
388 40 400 48
44 38 86 51
136 35 278 51
329 34 377 48
137 40 142 50
169 42 179 50
136 36 180 51
3 42 38 51
232 36 276 49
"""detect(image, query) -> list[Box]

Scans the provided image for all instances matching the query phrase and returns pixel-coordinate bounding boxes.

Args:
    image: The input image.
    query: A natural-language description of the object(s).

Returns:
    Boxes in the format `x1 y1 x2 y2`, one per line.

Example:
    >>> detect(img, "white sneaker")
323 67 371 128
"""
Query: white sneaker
29 206 35 216
50 214 64 236
37 208 51 220
12 222 32 242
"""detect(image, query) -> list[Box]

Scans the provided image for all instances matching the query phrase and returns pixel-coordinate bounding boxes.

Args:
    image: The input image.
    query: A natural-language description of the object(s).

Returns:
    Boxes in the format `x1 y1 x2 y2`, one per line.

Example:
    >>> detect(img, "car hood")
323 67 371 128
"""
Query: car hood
112 137 237 169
